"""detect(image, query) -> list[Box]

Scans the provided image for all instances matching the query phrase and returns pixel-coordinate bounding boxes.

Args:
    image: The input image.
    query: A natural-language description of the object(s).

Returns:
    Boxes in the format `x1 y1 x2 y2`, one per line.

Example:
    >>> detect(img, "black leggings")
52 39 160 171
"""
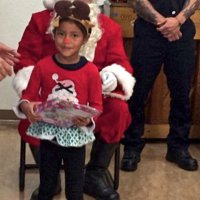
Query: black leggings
38 140 85 200
29 144 40 165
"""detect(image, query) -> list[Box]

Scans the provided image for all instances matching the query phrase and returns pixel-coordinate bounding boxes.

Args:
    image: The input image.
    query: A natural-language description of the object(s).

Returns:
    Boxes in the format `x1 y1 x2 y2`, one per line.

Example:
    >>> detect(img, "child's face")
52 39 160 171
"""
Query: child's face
54 21 87 63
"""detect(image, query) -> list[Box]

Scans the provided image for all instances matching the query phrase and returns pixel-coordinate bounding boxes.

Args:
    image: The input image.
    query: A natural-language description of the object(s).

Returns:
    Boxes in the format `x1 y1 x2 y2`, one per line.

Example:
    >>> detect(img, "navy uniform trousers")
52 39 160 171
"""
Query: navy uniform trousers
123 15 196 153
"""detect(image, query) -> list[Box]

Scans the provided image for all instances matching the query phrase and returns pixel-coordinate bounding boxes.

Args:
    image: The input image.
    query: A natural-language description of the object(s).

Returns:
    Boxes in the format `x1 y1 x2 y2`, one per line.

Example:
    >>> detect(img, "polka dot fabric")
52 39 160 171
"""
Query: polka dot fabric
27 121 95 147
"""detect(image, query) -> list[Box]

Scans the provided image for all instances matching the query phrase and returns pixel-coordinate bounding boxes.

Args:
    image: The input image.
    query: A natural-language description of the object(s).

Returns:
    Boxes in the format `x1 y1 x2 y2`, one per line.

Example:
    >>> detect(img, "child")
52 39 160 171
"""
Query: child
15 1 102 200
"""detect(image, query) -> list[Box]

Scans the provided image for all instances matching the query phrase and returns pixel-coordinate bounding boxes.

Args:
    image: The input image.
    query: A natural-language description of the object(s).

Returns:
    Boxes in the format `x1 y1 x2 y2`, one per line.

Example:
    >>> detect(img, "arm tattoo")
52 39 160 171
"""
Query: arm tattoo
182 0 200 19
133 0 159 24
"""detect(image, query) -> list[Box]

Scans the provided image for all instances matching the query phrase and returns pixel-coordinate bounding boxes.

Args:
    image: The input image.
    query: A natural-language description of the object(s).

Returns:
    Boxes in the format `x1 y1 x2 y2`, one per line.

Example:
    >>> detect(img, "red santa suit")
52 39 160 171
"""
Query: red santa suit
13 1 135 146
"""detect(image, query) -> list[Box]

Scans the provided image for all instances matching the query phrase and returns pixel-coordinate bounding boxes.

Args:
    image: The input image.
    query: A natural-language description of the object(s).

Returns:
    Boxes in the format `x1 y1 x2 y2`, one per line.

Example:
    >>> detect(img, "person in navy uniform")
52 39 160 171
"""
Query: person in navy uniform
121 0 200 172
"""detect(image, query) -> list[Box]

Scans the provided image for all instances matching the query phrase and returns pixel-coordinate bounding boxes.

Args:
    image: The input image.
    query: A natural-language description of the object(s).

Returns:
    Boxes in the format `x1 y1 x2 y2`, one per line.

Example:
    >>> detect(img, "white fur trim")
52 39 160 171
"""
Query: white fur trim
100 64 136 100
12 66 34 97
43 0 60 10
79 3 102 61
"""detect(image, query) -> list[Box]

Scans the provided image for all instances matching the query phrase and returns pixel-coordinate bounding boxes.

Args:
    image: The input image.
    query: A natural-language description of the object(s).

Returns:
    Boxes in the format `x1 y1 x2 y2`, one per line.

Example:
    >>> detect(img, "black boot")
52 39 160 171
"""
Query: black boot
166 148 198 171
84 140 120 200
120 140 145 172
120 150 141 171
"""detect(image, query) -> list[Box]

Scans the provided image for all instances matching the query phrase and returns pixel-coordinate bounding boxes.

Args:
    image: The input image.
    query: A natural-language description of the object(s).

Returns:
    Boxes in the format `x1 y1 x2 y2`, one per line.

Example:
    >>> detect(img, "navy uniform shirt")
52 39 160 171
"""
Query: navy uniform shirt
149 0 186 17
135 0 195 40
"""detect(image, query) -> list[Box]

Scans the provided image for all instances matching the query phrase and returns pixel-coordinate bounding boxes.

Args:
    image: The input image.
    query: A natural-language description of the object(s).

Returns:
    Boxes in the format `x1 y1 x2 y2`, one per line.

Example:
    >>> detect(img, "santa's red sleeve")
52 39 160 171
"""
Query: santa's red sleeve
97 14 135 100
13 10 55 96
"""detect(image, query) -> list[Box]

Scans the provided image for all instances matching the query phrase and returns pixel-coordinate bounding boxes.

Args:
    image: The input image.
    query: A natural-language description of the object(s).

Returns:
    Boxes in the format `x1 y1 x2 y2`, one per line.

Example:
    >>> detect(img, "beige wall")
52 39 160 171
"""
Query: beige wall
0 0 44 110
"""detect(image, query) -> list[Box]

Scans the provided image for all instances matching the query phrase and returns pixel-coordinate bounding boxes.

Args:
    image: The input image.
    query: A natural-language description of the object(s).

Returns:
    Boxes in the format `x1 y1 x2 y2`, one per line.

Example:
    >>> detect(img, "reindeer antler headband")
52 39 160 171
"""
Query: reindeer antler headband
51 0 94 34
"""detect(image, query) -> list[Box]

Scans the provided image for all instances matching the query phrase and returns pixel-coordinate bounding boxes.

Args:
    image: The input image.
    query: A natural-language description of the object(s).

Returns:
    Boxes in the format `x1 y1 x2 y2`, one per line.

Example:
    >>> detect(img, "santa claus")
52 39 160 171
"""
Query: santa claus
13 0 135 200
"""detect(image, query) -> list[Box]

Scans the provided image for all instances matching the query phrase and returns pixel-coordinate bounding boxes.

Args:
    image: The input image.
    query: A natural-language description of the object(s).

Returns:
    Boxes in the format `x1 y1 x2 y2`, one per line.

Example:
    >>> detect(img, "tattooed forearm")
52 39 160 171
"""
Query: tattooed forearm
132 0 162 25
182 0 200 19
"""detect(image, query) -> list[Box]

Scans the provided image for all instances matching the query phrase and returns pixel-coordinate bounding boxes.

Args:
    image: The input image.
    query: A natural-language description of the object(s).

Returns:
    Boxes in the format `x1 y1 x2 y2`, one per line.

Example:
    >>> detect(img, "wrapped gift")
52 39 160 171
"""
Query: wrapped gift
34 98 101 127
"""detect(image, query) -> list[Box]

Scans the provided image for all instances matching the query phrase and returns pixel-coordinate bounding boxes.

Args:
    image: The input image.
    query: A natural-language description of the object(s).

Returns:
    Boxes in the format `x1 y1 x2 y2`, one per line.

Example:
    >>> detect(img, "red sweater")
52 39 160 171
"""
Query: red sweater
21 56 102 113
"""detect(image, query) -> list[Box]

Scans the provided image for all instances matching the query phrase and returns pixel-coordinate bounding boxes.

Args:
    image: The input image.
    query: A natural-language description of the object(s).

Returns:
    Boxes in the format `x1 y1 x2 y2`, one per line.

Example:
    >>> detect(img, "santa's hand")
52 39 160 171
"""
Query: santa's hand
101 71 117 92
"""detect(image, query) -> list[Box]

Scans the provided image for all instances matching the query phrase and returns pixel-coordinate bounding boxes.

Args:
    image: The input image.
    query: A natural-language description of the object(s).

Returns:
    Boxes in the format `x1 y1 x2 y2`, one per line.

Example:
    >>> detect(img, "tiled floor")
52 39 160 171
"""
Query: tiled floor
1 121 200 200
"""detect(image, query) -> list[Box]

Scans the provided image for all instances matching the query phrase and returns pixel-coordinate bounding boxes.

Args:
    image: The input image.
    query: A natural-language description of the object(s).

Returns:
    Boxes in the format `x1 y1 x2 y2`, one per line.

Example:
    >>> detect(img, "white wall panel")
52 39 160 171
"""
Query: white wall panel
0 0 44 109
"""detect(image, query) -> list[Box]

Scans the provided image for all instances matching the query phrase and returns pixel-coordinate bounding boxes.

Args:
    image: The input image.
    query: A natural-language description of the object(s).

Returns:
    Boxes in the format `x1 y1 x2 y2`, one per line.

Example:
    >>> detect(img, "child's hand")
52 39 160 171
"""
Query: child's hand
72 116 91 127
20 101 42 123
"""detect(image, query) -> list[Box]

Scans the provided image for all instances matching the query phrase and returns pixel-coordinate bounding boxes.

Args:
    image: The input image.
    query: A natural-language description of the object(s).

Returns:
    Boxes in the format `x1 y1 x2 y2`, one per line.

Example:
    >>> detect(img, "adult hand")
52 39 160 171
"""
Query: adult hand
0 58 13 81
0 42 21 65
0 42 21 81
157 17 182 42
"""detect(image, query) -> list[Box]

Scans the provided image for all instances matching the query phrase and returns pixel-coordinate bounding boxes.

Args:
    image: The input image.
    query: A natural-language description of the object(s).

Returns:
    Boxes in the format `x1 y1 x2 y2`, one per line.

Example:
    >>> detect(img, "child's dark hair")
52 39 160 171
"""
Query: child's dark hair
53 18 91 38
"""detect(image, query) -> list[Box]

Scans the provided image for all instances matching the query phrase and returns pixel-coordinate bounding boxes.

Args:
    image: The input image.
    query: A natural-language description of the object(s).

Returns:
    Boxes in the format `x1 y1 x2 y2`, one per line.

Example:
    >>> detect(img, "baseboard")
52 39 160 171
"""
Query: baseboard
144 124 200 139
0 110 18 120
